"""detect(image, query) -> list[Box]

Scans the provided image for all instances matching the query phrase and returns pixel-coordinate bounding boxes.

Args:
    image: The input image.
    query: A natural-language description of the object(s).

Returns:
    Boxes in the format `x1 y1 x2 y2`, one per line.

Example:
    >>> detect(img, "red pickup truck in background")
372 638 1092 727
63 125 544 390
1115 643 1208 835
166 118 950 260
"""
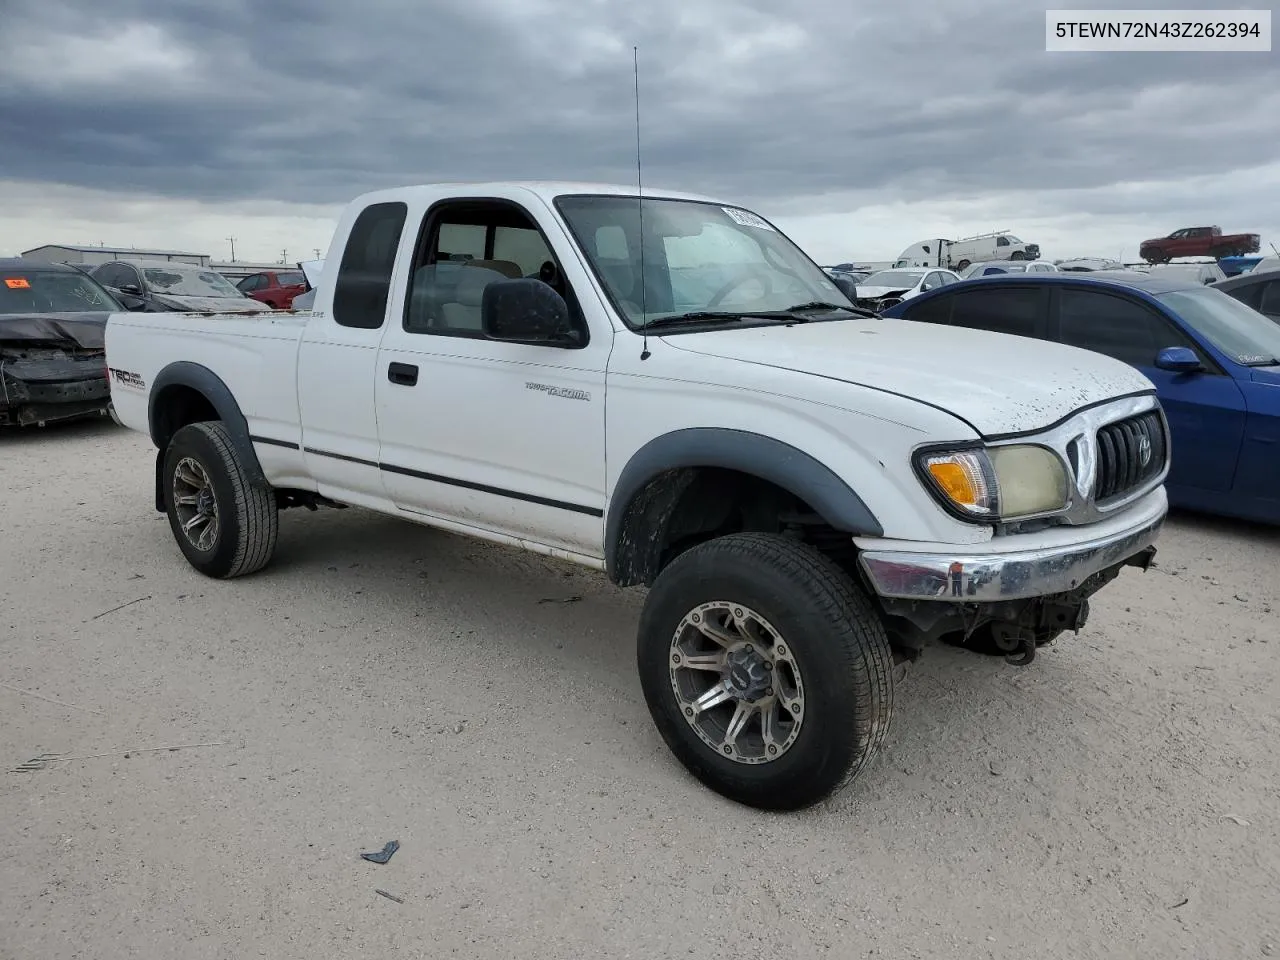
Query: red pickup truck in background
1140 226 1261 263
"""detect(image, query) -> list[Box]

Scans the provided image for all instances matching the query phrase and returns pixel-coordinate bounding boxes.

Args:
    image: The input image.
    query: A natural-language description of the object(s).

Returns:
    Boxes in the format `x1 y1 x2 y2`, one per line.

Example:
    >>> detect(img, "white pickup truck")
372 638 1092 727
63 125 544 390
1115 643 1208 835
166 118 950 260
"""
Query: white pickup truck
105 181 1170 810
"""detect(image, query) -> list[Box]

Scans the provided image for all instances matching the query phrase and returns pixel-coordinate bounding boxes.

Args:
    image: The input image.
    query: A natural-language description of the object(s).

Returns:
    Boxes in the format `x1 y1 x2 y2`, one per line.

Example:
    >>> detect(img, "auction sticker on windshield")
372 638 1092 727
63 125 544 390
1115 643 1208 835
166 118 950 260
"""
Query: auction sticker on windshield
4 278 30 289
722 207 776 231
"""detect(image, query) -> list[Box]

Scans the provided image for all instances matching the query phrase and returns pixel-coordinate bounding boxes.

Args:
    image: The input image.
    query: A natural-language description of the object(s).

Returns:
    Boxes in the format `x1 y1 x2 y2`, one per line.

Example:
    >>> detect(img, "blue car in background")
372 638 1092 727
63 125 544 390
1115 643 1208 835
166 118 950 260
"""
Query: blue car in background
881 271 1280 525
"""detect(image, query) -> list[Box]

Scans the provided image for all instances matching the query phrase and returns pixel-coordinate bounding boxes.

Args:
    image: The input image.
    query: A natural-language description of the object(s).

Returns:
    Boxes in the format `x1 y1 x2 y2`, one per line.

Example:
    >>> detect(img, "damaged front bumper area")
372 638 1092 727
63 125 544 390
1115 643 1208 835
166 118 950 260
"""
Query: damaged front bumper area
0 350 111 426
854 488 1166 663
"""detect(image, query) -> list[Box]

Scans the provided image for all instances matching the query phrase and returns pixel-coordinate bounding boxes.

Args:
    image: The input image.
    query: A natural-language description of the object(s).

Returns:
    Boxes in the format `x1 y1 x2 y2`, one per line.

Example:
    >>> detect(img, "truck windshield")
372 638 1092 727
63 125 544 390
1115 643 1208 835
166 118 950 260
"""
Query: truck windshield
143 266 245 299
0 270 121 314
554 195 852 328
1156 287 1280 366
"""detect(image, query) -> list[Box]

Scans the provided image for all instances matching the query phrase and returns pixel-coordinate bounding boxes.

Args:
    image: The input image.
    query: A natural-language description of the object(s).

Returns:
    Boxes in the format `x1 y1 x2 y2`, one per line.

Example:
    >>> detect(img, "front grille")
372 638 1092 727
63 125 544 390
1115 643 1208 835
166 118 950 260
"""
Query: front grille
1094 410 1167 502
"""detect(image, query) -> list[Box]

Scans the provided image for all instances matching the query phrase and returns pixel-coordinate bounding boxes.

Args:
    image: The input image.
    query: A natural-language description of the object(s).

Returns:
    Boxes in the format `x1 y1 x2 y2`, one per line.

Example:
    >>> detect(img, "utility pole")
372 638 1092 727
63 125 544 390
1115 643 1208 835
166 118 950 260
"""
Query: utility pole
280 248 288 264
313 248 322 259
226 236 237 261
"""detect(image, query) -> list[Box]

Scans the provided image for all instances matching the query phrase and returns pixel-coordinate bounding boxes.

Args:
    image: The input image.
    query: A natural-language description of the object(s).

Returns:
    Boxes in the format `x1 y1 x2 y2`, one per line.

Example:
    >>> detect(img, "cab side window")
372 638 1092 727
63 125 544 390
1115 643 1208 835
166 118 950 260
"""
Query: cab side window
402 199 586 345
1056 288 1199 369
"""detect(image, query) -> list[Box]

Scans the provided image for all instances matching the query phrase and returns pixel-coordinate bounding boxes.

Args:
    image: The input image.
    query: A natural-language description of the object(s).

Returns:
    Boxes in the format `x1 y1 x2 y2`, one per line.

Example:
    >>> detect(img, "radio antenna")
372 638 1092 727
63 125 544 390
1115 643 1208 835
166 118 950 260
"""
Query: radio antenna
634 45 650 361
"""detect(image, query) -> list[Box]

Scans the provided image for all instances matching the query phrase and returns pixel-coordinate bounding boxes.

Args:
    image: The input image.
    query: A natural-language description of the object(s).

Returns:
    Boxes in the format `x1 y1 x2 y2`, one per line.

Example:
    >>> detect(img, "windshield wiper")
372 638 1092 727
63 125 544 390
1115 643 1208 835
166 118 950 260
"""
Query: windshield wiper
640 311 787 329
642 302 874 330
781 301 878 319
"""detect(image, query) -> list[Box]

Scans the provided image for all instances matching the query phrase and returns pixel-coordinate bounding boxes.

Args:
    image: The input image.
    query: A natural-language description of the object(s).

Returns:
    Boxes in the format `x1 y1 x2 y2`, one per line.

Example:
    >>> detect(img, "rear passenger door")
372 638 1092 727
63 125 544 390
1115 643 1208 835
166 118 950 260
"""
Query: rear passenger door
1051 286 1246 494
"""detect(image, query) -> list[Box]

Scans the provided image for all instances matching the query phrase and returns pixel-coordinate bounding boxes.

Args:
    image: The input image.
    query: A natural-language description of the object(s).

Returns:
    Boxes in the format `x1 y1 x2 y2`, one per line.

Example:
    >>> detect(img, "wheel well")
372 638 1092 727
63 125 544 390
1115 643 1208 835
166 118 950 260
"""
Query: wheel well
151 384 219 450
610 467 857 588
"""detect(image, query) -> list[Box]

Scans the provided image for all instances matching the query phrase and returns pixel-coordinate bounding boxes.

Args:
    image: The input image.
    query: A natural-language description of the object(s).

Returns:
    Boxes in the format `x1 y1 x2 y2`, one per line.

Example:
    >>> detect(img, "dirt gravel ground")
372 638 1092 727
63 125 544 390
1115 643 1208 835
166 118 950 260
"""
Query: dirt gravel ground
2 420 1278 960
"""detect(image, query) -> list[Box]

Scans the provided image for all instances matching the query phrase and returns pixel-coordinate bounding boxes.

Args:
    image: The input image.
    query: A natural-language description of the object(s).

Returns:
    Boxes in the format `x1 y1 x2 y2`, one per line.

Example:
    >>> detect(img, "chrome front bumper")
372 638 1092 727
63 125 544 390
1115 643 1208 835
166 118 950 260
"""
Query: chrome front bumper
858 500 1165 603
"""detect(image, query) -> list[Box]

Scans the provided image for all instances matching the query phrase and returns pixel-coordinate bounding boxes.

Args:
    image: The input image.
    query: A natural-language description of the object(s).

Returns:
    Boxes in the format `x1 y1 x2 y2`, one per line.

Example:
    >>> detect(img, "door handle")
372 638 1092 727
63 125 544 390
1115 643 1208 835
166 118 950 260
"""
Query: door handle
387 362 418 386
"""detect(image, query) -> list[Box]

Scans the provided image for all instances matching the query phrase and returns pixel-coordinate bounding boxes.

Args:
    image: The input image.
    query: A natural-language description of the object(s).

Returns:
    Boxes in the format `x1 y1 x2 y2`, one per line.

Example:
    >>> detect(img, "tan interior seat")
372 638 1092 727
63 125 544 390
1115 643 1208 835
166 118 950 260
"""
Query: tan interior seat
440 265 511 331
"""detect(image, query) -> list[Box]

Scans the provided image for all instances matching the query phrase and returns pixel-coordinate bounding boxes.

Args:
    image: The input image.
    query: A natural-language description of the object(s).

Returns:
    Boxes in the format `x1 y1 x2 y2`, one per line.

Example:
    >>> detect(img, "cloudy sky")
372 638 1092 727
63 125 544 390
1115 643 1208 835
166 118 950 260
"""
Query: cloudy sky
2 0 1276 265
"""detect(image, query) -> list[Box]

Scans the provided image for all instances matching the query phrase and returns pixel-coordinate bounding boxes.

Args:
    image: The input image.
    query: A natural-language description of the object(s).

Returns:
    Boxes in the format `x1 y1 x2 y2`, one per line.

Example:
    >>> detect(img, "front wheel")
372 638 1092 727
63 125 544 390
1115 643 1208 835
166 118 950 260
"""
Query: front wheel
637 533 896 811
1010 251 1026 261
162 421 279 578
956 259 971 271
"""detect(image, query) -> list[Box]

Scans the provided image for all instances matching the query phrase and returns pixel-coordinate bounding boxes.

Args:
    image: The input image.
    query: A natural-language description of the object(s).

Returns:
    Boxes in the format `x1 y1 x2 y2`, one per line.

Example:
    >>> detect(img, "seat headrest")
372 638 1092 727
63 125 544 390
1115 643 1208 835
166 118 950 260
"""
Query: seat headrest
454 266 508 307
463 259 523 279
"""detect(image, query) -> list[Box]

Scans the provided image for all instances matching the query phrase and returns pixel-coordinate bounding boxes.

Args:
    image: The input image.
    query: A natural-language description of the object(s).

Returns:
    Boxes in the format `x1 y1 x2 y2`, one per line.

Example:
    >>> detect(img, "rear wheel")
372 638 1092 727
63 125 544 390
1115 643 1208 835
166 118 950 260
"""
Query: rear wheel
162 421 278 578
956 259 971 271
637 533 896 811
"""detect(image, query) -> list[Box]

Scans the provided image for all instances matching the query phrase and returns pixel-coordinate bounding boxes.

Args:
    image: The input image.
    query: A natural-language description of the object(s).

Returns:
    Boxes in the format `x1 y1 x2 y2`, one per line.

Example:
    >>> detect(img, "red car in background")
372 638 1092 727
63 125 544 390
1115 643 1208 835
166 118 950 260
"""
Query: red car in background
236 269 307 308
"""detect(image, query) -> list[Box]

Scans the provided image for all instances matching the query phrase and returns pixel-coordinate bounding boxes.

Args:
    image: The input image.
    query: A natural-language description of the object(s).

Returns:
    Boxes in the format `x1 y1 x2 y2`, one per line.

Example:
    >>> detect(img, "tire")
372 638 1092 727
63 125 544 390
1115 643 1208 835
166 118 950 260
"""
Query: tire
162 421 279 578
1010 251 1026 261
956 259 970 271
637 532 895 811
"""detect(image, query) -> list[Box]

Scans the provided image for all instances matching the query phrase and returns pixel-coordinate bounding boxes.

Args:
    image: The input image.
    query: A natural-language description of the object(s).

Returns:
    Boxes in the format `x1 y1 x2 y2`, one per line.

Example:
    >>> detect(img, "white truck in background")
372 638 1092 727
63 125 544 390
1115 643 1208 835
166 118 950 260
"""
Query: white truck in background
104 180 1168 810
894 230 1041 272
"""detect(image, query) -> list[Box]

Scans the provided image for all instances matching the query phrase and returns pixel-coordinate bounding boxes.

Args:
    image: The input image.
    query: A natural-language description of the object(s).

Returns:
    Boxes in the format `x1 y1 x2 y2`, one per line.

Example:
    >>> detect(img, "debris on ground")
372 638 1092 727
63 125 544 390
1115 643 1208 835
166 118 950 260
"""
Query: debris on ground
0 682 103 715
1220 815 1251 827
360 840 400 864
9 742 224 773
88 595 151 621
537 596 582 604
374 888 404 904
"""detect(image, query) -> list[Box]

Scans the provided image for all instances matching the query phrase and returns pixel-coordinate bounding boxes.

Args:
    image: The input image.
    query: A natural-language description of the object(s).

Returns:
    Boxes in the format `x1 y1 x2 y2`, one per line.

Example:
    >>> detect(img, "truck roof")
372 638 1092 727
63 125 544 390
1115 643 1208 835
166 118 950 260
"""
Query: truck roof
348 180 732 208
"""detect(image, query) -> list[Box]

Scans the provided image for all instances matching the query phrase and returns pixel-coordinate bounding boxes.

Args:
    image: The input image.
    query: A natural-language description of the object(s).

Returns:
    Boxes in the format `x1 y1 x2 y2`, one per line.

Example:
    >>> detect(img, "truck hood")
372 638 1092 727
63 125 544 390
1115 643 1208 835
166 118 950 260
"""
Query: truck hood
660 317 1154 437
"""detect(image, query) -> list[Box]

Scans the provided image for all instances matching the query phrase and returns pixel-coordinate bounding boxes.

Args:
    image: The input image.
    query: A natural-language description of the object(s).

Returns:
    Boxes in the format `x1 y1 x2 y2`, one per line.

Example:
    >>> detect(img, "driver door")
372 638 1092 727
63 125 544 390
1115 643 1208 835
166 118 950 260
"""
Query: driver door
374 196 611 558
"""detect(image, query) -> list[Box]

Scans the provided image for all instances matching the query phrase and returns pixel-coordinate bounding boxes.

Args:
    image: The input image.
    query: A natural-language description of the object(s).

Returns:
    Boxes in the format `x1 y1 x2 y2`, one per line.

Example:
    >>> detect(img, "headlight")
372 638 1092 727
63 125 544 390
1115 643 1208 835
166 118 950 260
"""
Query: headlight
917 444 1068 521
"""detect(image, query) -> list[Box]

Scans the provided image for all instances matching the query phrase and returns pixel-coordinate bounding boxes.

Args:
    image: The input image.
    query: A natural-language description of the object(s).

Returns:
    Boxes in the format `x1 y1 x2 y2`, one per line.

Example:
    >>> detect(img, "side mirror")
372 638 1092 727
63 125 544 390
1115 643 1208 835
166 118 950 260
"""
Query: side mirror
481 278 576 346
119 283 142 296
1155 346 1202 373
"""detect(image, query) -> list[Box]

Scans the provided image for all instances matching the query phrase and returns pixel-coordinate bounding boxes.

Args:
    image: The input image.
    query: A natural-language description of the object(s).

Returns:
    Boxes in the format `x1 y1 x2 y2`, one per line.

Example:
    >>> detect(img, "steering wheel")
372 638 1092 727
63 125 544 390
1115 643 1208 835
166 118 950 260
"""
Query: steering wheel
706 268 774 309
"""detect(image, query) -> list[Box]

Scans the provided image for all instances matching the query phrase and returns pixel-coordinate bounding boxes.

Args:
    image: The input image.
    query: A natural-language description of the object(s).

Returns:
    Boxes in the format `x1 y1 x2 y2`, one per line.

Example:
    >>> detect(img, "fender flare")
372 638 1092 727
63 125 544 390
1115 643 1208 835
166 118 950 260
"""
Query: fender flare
148 361 268 509
604 427 883 583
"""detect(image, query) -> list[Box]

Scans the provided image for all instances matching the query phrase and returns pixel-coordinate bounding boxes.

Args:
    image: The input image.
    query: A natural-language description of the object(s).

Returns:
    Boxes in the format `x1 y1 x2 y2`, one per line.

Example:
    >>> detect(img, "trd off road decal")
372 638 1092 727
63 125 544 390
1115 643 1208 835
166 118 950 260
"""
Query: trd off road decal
107 368 146 390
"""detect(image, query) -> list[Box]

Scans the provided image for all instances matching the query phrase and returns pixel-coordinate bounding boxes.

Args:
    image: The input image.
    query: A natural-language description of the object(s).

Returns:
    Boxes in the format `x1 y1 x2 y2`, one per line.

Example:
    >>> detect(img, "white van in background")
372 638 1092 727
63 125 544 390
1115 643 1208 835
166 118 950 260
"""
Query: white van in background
893 230 1041 271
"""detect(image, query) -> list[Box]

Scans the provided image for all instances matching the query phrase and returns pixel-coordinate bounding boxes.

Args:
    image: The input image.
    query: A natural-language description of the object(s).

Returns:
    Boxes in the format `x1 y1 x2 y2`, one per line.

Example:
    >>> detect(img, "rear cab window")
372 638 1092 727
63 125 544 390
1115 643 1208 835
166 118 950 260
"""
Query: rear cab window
332 201 409 329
